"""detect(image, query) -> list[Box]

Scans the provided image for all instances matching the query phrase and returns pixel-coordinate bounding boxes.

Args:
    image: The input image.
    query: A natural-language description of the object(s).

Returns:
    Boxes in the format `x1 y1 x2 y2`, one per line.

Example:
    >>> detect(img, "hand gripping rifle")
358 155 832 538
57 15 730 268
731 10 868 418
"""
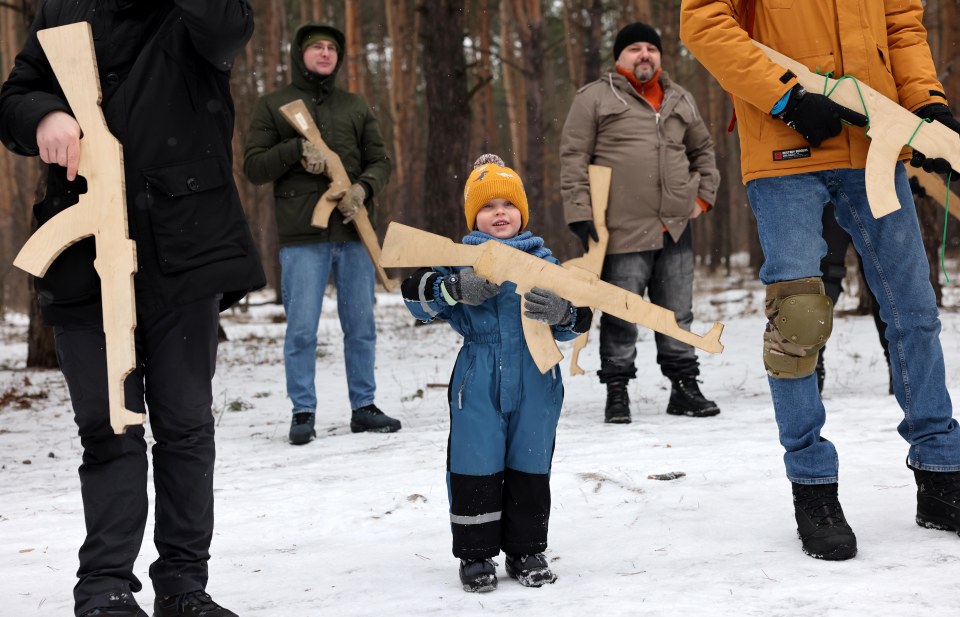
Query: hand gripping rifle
13 23 143 434
380 222 724 374
754 41 960 219
277 99 397 291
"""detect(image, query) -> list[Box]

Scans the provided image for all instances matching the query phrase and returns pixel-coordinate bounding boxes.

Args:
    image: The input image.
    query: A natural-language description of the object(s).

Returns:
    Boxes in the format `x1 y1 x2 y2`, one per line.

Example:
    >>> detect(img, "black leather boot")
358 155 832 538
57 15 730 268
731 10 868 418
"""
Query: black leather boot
666 377 720 417
604 380 631 424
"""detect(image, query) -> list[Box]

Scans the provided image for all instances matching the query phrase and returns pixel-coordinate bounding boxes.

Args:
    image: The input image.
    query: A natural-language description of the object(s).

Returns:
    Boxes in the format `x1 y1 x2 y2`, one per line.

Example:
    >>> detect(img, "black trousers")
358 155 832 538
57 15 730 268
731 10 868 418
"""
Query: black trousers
54 297 220 616
449 468 552 559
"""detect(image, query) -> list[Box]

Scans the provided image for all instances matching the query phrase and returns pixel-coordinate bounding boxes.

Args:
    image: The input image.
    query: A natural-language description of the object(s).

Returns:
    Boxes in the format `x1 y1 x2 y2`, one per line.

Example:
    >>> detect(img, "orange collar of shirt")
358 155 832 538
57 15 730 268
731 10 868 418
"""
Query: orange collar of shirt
615 65 663 111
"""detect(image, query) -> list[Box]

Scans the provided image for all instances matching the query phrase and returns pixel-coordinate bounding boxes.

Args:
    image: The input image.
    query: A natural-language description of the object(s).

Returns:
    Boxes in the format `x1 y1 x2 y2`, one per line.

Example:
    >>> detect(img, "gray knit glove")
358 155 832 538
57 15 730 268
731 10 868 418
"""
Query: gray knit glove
301 139 327 175
523 287 574 326
441 268 500 306
330 183 366 224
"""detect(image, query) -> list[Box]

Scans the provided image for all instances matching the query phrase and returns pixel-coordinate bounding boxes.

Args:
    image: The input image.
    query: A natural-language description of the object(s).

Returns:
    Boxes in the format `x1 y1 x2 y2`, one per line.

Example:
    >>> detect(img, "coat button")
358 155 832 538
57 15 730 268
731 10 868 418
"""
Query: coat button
106 72 119 85
186 177 200 191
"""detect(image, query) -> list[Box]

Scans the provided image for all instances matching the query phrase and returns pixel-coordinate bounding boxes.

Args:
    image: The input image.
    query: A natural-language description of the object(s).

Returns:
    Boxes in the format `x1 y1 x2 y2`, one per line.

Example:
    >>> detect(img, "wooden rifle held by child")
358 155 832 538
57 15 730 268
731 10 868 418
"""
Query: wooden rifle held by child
754 41 960 219
380 222 724 374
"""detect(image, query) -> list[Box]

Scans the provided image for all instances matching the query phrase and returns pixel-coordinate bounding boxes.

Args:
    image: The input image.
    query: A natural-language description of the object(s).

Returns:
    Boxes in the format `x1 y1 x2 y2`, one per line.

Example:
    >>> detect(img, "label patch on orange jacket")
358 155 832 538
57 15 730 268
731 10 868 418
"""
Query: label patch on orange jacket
772 148 810 161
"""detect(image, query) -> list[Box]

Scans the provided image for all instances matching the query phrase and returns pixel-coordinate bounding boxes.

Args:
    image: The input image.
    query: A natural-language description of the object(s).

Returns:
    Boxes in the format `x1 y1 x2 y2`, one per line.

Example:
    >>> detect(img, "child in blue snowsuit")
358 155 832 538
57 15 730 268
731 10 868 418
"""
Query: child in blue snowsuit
401 154 593 592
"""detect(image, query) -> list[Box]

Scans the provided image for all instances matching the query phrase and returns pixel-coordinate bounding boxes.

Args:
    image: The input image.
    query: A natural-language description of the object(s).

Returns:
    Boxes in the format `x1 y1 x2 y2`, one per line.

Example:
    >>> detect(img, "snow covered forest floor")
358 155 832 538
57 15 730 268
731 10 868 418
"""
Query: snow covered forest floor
3 265 960 616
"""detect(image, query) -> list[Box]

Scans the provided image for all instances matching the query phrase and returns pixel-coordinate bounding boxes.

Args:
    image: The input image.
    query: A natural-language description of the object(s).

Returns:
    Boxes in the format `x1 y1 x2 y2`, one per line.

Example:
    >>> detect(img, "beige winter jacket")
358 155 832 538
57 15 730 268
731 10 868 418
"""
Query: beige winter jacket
560 70 719 254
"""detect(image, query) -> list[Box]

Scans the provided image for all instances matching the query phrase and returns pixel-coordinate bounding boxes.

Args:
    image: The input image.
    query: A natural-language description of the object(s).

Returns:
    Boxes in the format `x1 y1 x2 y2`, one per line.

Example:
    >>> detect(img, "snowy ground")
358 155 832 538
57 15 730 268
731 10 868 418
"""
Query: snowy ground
3 269 960 616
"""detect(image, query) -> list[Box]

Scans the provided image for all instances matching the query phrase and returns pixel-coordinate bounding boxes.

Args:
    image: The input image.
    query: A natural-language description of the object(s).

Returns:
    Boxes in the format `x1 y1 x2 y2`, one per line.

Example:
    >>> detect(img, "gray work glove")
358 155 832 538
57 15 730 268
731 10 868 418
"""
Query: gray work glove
441 268 500 306
330 183 366 224
301 139 327 175
523 287 575 326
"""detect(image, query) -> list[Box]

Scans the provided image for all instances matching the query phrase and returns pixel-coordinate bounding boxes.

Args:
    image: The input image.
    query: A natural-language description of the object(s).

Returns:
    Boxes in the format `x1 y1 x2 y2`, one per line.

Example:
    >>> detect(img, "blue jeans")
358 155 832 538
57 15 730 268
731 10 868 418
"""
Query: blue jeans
747 164 960 483
279 242 376 412
598 227 698 383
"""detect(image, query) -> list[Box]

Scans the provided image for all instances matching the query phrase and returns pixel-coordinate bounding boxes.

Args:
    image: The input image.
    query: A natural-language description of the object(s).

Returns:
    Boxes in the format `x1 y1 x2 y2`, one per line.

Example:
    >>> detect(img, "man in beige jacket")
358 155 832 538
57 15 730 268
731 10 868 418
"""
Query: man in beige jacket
560 22 721 425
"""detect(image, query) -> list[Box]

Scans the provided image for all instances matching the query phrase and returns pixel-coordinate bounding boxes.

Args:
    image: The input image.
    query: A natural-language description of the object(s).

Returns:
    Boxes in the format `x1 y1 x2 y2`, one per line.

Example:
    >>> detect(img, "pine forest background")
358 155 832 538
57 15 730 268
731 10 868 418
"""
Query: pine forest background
1 0 959 365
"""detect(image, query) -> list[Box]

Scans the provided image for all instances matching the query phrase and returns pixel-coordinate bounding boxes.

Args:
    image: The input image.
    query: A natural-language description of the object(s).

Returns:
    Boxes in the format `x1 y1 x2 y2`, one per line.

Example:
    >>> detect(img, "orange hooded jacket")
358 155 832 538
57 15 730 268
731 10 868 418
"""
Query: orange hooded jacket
679 0 948 184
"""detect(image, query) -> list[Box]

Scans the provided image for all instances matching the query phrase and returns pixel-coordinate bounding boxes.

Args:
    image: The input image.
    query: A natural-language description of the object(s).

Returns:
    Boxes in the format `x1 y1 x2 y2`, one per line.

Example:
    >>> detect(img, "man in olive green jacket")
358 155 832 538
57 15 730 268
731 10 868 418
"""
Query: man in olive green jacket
560 22 720 425
244 23 399 444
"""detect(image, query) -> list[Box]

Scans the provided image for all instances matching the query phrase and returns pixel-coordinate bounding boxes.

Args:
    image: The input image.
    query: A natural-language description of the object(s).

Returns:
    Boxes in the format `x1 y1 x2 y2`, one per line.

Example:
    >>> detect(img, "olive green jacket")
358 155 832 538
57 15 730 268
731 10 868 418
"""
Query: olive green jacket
243 24 391 247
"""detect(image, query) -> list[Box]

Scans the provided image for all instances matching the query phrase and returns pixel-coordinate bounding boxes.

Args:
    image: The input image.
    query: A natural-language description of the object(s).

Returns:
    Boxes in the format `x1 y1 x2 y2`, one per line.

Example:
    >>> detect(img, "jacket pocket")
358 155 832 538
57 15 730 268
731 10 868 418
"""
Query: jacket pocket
143 156 248 275
660 141 700 218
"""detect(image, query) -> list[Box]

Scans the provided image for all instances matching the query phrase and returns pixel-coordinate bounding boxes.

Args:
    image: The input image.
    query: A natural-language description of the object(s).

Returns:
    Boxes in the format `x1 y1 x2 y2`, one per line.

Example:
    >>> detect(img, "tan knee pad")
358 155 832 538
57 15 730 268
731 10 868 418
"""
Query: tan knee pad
763 277 833 378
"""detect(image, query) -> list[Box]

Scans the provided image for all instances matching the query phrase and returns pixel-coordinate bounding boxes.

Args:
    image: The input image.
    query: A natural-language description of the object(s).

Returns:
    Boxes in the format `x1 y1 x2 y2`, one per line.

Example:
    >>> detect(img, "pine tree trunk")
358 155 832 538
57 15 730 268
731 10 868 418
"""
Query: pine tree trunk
421 0 471 240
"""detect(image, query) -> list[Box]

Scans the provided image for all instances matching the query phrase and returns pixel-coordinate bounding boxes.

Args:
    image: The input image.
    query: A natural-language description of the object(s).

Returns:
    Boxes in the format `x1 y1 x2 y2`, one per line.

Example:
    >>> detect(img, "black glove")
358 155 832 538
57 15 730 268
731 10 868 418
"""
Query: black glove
441 268 500 306
777 85 868 148
568 220 599 253
909 103 960 176
523 287 575 326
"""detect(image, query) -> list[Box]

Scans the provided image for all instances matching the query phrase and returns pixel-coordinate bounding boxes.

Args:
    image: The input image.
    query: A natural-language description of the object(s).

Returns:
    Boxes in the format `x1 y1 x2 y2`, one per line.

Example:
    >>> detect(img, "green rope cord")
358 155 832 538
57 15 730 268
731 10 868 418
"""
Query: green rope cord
906 116 932 147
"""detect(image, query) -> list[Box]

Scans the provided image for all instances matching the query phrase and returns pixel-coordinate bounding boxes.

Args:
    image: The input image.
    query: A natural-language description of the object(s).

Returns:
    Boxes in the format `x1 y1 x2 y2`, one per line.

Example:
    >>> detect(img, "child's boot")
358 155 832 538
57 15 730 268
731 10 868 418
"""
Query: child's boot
505 553 557 587
459 558 497 592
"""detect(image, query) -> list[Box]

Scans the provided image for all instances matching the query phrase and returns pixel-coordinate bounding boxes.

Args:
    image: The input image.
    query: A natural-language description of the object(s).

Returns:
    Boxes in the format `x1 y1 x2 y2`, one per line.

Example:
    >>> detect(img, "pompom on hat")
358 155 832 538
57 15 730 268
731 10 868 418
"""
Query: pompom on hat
462 154 529 231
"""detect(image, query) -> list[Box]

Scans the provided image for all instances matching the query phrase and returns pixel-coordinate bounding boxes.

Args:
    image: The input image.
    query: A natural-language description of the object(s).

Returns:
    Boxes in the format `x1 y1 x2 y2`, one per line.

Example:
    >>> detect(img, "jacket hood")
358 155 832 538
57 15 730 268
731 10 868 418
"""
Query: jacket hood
292 24 346 92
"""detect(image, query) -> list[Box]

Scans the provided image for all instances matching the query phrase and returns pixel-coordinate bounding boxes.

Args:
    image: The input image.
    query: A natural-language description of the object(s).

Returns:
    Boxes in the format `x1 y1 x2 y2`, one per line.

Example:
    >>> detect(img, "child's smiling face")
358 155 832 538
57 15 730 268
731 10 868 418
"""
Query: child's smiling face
475 198 522 239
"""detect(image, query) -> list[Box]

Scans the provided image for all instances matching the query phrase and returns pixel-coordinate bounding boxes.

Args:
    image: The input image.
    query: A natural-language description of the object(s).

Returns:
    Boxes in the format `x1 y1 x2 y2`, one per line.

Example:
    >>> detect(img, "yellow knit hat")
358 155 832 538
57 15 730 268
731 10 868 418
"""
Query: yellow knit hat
463 154 529 231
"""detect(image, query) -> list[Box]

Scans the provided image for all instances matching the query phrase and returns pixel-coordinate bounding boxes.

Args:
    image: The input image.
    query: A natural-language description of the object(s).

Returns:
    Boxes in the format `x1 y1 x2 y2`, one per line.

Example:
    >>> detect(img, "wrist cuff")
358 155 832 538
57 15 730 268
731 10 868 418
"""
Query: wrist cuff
440 278 458 306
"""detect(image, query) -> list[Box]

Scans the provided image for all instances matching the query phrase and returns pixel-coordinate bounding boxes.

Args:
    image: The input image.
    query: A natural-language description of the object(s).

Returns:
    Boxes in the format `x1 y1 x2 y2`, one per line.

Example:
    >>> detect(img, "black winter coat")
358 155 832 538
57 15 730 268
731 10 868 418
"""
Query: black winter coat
0 0 265 325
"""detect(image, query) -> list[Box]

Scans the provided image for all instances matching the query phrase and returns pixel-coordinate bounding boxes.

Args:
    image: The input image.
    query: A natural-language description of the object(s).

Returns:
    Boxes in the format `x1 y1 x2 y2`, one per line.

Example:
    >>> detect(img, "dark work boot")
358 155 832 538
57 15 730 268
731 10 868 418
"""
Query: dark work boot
792 483 857 560
909 463 960 535
288 411 316 445
666 377 720 417
604 380 631 424
153 590 237 617
350 404 402 433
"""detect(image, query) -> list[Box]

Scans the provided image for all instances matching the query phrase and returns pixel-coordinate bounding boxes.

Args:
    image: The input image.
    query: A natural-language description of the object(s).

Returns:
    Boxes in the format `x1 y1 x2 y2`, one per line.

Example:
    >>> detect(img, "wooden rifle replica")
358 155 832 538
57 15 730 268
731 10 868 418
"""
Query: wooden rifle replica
754 41 960 219
278 99 397 291
13 22 142 434
562 165 611 375
380 222 724 374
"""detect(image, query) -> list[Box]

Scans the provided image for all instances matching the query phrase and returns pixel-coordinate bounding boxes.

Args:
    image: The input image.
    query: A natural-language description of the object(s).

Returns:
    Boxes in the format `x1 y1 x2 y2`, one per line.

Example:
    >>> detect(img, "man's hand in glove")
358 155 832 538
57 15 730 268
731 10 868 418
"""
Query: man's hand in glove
910 103 960 176
301 139 327 175
330 183 366 224
776 85 868 148
568 220 599 253
523 287 575 326
441 268 500 306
